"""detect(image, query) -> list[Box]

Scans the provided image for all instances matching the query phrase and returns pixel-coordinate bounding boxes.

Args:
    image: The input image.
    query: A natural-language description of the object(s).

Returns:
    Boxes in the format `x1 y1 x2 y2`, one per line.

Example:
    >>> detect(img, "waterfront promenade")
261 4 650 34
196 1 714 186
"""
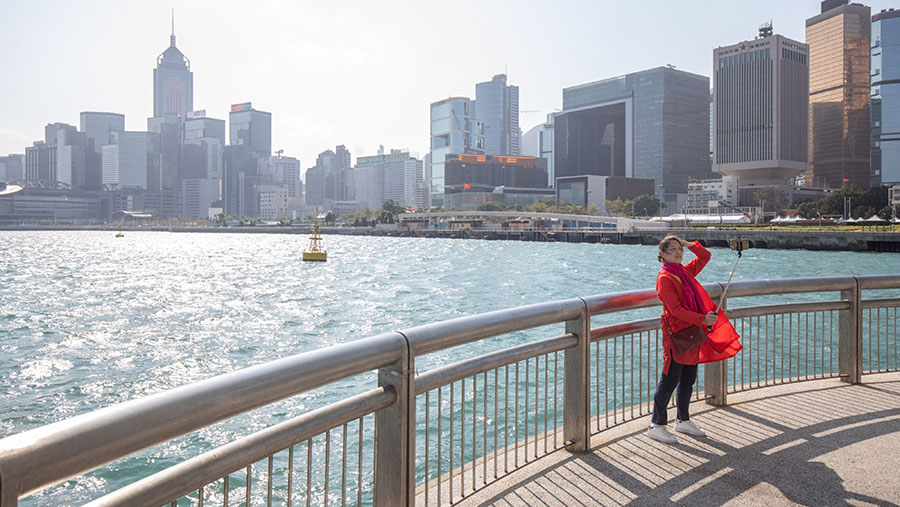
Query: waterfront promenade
450 373 900 506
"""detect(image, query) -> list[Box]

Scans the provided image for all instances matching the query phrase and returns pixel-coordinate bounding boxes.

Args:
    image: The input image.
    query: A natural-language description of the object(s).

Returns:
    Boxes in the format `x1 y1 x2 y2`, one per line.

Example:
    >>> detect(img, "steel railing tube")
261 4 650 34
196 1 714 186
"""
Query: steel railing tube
3 275 900 505
84 387 394 506
402 299 584 356
723 277 855 298
414 335 577 394
0 332 407 502
857 274 900 290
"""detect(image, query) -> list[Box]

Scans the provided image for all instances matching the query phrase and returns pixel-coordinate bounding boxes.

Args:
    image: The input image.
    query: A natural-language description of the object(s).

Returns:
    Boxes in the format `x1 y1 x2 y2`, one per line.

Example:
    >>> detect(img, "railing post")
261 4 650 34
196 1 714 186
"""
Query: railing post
1 472 19 507
564 299 591 453
374 334 414 506
839 278 862 384
704 284 728 406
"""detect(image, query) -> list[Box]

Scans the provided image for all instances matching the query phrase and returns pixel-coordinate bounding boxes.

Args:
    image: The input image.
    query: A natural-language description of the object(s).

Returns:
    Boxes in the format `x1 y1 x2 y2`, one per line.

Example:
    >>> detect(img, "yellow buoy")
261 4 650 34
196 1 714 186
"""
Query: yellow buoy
302 216 327 261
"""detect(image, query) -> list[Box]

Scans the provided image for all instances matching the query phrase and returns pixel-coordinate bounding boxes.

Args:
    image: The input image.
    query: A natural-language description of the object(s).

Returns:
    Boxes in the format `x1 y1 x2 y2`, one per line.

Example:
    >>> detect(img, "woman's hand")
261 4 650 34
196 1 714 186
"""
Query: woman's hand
678 238 693 248
703 312 717 326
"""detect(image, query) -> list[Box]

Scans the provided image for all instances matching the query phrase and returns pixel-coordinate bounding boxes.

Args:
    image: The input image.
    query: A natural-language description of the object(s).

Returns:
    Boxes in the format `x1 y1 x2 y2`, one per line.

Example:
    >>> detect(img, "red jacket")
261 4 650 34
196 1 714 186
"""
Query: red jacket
657 242 742 374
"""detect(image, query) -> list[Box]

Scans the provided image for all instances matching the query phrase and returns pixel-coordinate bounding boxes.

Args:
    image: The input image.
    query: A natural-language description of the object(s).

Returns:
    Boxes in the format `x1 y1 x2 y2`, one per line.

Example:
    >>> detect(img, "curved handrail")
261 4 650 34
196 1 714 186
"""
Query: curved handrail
0 275 898 505
0 332 407 501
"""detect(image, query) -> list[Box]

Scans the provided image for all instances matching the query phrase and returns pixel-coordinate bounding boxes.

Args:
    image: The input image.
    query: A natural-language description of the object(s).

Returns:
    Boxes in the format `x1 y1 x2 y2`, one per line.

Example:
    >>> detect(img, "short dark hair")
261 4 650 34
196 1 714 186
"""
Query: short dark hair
658 236 680 262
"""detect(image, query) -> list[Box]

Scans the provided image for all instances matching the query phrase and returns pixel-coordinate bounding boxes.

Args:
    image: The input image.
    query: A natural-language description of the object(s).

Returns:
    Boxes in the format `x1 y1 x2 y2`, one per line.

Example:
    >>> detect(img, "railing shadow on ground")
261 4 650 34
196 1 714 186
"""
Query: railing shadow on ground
460 375 900 506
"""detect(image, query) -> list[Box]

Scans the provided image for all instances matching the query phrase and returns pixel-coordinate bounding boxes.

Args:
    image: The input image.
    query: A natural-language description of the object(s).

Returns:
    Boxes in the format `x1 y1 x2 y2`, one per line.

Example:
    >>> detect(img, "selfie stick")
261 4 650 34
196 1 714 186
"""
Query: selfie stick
712 250 741 315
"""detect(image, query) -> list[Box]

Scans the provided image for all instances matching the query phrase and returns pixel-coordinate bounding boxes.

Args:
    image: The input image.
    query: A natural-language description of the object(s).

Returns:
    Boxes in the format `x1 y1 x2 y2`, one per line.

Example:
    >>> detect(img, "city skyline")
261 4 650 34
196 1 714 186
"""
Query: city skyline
2 0 898 172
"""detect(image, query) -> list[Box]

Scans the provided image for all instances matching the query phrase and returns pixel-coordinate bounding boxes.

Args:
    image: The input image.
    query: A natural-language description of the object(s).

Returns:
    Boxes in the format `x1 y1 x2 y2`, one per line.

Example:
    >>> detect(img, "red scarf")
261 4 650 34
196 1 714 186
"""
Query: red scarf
661 262 705 313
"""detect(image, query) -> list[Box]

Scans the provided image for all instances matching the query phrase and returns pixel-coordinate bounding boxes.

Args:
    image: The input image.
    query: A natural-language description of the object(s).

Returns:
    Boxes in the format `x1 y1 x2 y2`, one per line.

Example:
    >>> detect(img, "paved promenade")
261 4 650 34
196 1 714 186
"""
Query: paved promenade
455 372 900 506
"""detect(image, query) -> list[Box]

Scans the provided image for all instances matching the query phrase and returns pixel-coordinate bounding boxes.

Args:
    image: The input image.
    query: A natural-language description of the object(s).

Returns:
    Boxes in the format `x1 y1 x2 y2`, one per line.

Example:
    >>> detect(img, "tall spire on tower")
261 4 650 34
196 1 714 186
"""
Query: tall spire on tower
170 8 176 47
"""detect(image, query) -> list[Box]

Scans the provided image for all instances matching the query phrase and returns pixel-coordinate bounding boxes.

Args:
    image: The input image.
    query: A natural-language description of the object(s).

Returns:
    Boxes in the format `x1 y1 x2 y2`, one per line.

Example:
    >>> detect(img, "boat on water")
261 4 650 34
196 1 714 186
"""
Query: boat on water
302 218 327 261
115 225 124 238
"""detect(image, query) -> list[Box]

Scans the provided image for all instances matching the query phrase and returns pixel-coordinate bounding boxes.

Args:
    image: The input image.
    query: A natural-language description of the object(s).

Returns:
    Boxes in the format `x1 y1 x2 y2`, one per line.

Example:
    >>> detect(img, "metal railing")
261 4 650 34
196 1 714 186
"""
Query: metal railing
0 275 898 506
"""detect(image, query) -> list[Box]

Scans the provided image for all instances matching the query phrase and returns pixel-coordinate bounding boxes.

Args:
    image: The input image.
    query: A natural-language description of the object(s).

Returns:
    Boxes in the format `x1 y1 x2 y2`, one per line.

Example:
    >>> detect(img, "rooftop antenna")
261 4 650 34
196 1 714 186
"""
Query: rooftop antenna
758 20 773 38
170 8 176 46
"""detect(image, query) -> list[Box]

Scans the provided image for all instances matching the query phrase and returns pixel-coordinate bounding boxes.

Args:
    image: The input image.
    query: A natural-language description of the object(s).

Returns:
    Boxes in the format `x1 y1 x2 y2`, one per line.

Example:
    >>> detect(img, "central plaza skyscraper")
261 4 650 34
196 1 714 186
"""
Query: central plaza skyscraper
153 18 193 118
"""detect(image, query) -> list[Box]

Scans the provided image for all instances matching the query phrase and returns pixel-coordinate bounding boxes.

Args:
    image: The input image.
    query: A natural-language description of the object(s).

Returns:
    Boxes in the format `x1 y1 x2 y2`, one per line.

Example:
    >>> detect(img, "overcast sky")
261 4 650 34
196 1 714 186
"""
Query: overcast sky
1 0 895 172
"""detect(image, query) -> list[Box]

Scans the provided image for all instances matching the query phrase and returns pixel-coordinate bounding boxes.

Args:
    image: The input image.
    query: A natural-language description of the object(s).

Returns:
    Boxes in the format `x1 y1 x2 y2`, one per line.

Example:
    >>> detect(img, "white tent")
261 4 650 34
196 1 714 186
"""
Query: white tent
864 214 888 224
652 214 751 224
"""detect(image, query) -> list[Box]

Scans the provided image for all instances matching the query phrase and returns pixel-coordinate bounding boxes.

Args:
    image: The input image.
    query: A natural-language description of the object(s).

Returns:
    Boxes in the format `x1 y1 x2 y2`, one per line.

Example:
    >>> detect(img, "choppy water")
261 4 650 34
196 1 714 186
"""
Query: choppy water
1 231 897 504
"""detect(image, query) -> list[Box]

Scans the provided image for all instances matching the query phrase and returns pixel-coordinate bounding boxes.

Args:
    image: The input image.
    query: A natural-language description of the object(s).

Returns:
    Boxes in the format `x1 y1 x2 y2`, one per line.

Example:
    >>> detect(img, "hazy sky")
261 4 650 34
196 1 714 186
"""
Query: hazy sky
1 0 895 172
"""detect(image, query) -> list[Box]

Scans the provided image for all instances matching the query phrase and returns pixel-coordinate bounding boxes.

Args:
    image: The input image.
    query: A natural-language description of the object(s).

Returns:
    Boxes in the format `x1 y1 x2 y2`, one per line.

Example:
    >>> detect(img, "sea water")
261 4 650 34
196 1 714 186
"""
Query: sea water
2 230 897 504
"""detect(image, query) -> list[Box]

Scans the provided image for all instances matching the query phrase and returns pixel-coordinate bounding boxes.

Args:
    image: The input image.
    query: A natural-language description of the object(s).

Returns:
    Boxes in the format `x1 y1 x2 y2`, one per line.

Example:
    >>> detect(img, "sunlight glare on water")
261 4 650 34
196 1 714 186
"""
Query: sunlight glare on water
1 230 897 504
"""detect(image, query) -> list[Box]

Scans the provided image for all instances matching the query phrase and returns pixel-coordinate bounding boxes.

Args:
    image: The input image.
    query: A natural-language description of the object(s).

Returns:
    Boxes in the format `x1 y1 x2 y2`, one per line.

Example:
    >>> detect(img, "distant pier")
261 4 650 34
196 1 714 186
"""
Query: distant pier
3 224 900 252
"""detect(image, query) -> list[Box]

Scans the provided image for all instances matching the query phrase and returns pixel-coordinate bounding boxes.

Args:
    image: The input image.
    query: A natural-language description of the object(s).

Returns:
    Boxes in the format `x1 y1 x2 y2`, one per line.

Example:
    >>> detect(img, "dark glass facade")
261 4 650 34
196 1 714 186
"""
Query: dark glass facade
554 103 626 179
556 67 710 195
807 3 872 188
444 155 548 192
229 109 272 157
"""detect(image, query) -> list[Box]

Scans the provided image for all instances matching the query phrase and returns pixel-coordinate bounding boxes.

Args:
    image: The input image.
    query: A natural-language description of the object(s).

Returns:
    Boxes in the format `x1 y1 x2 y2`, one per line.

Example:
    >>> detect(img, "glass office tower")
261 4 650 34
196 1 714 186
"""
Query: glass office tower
872 9 900 186
474 74 520 156
807 0 871 188
556 66 710 196
428 97 483 207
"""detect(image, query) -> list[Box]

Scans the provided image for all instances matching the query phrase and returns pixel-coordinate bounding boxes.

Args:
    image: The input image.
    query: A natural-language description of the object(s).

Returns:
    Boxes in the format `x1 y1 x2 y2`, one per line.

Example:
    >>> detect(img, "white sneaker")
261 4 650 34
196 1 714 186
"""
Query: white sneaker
674 419 706 437
646 424 677 444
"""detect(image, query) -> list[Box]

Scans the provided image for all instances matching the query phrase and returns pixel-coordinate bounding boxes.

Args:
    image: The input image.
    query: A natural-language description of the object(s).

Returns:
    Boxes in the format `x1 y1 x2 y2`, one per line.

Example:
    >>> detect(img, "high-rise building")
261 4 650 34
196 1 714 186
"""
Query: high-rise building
443 154 552 209
872 8 900 186
304 145 352 207
807 0 871 188
153 20 193 118
224 103 271 216
256 183 290 220
474 74 520 156
80 112 125 154
25 142 56 182
428 97 484 207
713 29 809 185
147 114 183 190
56 128 93 189
101 131 160 190
24 123 75 182
180 178 220 219
258 154 302 205
0 154 25 181
185 115 226 145
522 117 555 186
223 144 256 216
228 103 271 157
184 115 225 181
353 150 422 210
555 67 710 203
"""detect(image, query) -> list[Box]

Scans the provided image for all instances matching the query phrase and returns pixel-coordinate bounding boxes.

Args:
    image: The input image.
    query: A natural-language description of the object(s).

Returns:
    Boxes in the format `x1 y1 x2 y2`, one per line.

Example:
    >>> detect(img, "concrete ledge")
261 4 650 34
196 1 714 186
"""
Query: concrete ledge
449 372 900 506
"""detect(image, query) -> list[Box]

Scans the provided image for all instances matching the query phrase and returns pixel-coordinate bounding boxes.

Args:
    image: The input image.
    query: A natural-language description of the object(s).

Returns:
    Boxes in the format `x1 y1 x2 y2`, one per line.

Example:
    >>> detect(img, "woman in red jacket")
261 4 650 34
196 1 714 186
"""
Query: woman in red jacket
647 235 719 444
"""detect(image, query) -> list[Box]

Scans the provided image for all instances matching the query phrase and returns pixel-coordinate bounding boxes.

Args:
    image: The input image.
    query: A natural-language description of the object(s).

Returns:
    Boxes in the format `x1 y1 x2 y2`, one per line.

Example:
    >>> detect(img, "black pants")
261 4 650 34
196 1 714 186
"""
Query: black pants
651 360 697 425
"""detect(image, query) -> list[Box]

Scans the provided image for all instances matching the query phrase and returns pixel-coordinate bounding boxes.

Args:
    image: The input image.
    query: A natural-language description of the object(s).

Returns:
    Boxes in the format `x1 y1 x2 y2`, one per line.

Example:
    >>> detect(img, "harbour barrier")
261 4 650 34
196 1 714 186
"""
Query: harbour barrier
0 275 898 505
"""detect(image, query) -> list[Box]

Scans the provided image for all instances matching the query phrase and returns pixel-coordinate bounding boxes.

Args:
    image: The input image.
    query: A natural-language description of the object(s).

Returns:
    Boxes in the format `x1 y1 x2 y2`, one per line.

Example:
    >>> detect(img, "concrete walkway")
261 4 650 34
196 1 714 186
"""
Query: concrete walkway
453 372 900 506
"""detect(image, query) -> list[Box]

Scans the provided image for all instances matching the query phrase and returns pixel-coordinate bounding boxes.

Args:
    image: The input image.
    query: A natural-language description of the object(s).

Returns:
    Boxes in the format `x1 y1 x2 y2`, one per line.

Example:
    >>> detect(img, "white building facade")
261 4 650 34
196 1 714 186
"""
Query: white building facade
102 132 159 189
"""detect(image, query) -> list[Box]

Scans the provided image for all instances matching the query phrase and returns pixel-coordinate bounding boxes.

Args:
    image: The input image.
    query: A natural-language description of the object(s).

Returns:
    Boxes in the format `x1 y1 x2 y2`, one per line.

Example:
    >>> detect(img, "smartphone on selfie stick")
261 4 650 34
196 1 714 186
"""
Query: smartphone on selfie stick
710 238 750 324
